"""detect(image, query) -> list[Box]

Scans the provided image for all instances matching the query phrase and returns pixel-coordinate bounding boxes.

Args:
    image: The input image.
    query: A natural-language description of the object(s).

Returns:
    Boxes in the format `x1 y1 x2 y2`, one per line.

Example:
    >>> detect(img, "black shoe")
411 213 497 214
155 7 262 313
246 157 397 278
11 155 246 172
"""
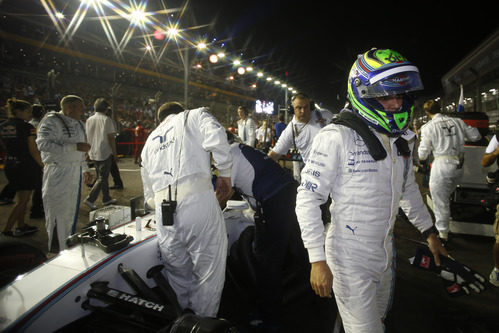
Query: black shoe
14 225 38 236
109 185 124 190
1 231 13 236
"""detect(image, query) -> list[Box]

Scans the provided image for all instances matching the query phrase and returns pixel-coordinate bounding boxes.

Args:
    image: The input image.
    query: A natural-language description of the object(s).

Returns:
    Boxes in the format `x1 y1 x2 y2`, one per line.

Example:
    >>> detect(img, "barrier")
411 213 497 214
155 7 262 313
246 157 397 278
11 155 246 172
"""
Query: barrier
116 128 149 159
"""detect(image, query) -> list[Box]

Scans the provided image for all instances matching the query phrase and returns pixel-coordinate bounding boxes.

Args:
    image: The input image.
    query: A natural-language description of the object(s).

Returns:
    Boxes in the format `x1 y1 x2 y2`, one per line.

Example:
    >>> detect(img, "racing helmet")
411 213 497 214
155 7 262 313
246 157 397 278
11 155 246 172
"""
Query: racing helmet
347 48 424 135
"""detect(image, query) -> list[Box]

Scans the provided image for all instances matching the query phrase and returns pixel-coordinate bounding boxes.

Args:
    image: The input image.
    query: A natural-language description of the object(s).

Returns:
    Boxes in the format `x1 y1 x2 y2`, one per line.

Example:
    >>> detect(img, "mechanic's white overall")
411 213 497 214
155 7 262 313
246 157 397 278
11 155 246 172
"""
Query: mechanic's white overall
418 113 481 237
36 111 88 251
141 107 232 316
296 125 434 332
271 108 332 180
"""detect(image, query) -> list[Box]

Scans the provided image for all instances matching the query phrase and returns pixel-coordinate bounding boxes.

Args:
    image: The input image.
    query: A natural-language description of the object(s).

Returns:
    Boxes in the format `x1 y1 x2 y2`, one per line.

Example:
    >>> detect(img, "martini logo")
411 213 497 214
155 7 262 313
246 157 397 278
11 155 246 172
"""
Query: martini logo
419 255 431 269
446 283 461 294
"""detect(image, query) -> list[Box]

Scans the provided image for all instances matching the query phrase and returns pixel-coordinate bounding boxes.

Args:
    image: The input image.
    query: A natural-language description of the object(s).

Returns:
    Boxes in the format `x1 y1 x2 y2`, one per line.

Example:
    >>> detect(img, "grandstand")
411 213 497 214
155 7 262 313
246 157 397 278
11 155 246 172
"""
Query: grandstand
0 0 283 133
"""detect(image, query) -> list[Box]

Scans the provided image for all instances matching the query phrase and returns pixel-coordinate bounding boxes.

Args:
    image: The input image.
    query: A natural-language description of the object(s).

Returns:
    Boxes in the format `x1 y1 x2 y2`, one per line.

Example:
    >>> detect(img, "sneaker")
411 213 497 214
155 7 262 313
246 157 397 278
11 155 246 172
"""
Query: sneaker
109 185 124 190
14 225 38 236
84 199 98 210
490 268 499 287
103 198 117 206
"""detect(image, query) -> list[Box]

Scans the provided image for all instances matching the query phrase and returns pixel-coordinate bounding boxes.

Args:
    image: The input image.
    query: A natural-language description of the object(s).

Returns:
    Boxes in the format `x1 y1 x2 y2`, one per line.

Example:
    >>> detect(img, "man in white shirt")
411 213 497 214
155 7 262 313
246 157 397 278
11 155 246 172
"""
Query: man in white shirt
141 102 232 317
418 99 481 241
237 106 256 147
268 93 332 181
256 119 272 152
84 98 117 210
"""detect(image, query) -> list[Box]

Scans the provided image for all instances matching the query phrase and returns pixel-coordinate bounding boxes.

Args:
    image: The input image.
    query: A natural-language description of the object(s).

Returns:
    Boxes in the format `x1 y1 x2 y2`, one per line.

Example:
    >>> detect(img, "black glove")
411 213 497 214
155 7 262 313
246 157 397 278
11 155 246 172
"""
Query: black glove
411 245 486 296
439 256 486 294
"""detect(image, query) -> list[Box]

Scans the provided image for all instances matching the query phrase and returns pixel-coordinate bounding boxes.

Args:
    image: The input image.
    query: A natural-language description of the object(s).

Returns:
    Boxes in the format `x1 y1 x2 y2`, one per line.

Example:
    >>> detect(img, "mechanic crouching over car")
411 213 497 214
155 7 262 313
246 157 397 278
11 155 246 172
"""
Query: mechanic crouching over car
140 102 232 317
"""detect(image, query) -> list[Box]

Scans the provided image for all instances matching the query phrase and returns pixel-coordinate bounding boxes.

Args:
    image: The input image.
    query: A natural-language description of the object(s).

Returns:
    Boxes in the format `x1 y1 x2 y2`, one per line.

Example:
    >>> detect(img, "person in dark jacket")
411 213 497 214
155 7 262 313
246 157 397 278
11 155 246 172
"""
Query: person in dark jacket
227 132 308 332
0 98 43 236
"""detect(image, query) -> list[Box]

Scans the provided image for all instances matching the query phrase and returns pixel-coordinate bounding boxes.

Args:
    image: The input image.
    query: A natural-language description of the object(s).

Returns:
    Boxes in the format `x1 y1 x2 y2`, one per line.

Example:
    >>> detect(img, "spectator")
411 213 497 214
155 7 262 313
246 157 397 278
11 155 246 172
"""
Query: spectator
256 119 272 152
0 98 42 236
418 99 481 241
106 107 124 190
134 120 145 164
141 102 232 317
274 113 286 141
295 48 447 332
37 95 92 251
84 98 118 209
237 106 256 147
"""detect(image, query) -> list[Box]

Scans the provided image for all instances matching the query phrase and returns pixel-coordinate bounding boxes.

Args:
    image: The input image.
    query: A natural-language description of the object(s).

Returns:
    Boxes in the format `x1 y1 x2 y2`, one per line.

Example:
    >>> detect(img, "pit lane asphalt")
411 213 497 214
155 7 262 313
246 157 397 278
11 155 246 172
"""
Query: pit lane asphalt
0 157 498 332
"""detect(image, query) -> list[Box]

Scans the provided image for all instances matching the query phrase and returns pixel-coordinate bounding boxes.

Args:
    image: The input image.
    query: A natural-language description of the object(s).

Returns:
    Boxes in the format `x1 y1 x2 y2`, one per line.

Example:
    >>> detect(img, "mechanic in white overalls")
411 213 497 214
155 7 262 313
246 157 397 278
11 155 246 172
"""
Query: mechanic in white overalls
481 134 499 287
418 100 481 241
36 95 93 252
140 102 232 317
295 49 448 333
268 93 332 182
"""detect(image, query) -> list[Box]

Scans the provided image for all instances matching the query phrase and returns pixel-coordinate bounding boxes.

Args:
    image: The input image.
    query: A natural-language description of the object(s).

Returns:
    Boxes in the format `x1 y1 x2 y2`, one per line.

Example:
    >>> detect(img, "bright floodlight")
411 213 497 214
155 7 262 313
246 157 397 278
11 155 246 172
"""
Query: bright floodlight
217 52 225 58
266 77 272 81
197 42 207 50
233 60 241 66
246 66 253 72
237 67 245 75
257 72 263 77
130 9 146 25
274 80 280 85
55 12 64 19
167 27 179 38
209 54 219 63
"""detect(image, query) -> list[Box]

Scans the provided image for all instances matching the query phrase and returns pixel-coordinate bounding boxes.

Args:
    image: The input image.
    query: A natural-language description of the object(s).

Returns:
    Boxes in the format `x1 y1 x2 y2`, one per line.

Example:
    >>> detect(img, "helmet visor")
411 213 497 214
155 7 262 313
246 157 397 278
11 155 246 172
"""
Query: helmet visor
359 65 424 98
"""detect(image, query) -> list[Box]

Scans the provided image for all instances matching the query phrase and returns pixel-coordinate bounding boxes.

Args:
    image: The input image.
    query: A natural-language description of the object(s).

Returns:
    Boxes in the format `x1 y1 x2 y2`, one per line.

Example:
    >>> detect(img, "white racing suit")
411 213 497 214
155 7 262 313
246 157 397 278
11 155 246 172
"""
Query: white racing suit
140 107 232 317
418 113 481 236
296 123 434 333
36 111 88 251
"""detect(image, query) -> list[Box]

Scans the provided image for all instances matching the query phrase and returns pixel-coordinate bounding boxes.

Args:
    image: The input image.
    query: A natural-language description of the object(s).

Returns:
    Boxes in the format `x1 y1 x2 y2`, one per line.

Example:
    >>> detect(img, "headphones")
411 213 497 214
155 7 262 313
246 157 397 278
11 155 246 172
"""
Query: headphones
289 92 315 114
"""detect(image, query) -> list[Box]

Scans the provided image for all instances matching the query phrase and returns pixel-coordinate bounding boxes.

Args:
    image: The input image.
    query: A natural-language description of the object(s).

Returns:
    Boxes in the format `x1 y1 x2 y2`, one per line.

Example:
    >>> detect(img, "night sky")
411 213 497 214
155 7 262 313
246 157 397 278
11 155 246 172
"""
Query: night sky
190 0 499 109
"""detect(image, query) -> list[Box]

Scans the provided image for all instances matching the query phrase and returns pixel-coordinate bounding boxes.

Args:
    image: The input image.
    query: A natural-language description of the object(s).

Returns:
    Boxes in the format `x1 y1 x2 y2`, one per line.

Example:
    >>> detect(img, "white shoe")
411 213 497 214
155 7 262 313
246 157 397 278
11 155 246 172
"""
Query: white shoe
490 268 499 287
103 198 117 206
84 199 98 210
